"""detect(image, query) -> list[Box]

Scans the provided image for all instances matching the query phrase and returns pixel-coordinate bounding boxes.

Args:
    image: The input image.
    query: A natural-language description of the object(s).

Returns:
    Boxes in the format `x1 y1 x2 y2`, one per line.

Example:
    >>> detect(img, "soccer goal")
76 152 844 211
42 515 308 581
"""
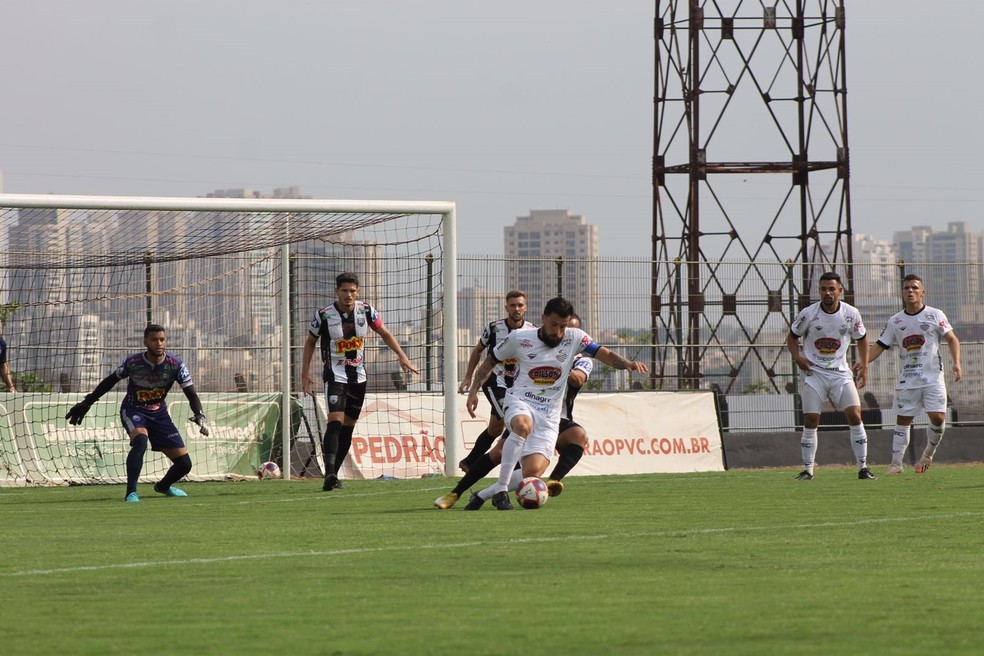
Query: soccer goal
0 193 458 487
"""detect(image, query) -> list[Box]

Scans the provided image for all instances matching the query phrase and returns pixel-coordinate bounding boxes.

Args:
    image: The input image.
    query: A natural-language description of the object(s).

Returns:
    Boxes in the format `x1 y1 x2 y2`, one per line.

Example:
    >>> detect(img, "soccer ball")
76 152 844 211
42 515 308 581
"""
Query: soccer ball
515 476 549 509
257 461 281 479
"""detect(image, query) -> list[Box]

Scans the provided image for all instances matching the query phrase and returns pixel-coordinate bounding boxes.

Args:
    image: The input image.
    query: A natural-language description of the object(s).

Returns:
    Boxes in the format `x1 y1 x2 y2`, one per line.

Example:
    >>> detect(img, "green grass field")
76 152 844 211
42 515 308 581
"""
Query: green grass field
2 466 983 655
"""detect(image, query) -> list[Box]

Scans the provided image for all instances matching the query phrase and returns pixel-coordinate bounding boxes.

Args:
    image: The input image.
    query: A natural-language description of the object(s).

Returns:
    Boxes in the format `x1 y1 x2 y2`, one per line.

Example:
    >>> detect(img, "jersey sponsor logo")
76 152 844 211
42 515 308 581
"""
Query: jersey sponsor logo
520 339 533 348
813 337 840 354
902 334 926 351
335 336 364 353
136 388 166 403
528 366 562 385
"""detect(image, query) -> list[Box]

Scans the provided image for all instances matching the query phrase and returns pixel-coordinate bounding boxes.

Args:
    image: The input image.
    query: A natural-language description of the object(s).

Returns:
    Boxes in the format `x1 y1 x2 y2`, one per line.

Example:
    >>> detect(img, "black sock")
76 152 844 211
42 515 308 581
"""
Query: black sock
548 444 584 481
452 452 498 496
126 435 148 494
335 424 354 475
157 454 192 491
322 421 341 477
461 428 497 467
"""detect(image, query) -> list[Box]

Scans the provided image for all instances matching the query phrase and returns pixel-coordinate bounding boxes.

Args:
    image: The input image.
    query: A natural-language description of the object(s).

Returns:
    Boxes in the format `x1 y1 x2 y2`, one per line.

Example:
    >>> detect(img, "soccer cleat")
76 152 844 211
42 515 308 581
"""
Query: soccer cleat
546 479 564 497
491 490 514 510
885 463 904 475
124 492 140 503
858 467 877 480
794 470 813 481
915 454 933 474
434 491 459 509
154 483 187 497
322 475 343 491
463 492 486 511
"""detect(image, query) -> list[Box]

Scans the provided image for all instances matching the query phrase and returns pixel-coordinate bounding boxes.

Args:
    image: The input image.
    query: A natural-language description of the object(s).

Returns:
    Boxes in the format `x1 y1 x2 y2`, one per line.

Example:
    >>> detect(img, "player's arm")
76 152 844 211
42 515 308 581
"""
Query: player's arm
592 346 648 373
945 331 962 381
786 332 811 372
300 332 320 396
852 335 869 389
65 372 120 425
568 368 588 389
458 340 487 394
466 353 500 418
373 323 420 375
183 384 210 436
866 340 888 365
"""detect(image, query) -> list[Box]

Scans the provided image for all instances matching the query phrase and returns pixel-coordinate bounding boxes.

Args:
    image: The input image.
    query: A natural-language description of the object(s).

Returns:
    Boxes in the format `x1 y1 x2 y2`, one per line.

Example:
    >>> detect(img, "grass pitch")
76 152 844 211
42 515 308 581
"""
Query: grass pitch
2 466 983 655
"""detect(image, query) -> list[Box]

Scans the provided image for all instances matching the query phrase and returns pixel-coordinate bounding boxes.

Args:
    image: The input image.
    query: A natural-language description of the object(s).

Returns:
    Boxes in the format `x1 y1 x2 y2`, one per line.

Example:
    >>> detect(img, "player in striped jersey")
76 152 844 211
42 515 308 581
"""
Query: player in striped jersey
301 272 419 491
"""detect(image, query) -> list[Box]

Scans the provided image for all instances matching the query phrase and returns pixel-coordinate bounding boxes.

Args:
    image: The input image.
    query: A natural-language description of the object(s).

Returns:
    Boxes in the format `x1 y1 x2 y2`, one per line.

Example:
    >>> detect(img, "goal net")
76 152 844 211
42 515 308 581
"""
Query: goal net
0 194 458 487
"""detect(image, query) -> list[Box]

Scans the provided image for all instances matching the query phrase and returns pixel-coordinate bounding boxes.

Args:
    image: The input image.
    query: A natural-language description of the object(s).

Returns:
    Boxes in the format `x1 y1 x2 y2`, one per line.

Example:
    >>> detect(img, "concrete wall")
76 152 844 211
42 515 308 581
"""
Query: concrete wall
722 426 984 470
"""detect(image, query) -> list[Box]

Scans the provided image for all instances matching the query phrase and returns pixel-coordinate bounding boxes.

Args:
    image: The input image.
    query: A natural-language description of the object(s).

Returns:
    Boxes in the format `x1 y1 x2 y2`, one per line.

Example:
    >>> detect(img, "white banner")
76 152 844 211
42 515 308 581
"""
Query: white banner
339 391 724 479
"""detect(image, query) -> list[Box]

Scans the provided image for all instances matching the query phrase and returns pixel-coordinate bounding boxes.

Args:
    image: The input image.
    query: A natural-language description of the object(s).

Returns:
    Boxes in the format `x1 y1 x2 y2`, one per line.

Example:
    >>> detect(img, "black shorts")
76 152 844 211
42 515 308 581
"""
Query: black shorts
558 417 581 435
482 379 507 420
324 381 368 421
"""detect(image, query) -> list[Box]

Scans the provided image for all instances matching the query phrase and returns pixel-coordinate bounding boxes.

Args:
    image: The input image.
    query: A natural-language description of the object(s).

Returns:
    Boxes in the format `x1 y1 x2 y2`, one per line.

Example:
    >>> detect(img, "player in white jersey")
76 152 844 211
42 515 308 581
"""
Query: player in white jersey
456 290 535 472
866 274 962 474
301 272 419 491
463 297 648 510
786 271 876 481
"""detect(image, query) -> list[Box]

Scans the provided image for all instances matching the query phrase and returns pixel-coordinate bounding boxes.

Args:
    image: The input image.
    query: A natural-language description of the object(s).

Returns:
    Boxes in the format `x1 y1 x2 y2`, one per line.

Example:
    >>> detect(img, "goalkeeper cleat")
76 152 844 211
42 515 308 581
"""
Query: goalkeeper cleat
322 475 343 491
794 470 814 481
463 492 486 511
491 491 514 511
434 491 459 509
915 454 933 474
858 467 877 480
154 483 187 497
885 463 905 475
125 492 140 503
546 479 564 497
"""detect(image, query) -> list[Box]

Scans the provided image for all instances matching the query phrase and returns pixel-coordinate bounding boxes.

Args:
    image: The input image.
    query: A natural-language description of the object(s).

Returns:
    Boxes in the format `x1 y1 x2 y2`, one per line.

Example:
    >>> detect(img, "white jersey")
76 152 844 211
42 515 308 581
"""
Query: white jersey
492 326 600 412
876 305 953 389
790 300 866 377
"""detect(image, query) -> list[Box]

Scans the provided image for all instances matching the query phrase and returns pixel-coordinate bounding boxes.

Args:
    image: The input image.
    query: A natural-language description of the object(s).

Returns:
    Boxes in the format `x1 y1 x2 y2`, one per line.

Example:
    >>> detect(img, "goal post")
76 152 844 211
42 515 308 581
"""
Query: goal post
0 193 458 487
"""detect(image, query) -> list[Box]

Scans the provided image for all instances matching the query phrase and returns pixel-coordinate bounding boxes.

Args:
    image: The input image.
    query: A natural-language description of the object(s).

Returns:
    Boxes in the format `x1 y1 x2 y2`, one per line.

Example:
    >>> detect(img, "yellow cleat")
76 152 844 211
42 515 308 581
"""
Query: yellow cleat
546 479 564 497
434 491 459 509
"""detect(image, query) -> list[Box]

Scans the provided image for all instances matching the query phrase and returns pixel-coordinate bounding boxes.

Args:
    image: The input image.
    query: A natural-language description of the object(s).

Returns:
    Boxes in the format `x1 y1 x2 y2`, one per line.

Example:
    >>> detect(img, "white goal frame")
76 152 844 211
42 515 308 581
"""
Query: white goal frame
0 193 459 481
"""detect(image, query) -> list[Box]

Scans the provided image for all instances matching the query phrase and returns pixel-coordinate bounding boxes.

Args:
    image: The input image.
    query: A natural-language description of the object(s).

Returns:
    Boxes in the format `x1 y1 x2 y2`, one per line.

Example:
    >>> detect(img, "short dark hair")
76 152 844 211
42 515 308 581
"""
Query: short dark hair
543 297 574 318
902 273 924 286
819 271 841 283
505 290 526 302
144 323 166 338
336 272 360 288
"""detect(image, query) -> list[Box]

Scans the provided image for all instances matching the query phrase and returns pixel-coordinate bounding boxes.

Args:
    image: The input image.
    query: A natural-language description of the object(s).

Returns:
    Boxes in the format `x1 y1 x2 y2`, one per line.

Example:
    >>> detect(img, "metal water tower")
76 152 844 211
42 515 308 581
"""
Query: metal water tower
652 0 852 392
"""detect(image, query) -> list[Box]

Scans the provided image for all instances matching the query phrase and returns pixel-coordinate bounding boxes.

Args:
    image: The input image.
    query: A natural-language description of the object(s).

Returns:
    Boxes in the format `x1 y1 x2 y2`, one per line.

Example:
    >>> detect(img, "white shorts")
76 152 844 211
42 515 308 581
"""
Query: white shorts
894 383 947 418
503 397 561 460
801 368 860 413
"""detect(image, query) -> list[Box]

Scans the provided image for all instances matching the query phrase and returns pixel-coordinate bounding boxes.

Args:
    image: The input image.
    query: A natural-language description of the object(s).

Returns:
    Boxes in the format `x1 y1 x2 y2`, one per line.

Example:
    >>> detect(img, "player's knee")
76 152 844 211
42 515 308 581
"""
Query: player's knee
561 428 588 448
129 434 149 451
172 453 192 477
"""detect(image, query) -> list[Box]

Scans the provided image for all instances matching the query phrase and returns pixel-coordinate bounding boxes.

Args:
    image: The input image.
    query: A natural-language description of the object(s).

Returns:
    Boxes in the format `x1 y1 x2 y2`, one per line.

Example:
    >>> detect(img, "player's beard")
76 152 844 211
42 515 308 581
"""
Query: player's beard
538 327 562 348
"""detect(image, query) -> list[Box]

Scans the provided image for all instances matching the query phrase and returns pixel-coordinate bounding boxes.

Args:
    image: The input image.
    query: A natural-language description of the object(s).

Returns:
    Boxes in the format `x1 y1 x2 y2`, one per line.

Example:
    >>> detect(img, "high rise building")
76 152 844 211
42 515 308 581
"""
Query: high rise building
504 209 599 333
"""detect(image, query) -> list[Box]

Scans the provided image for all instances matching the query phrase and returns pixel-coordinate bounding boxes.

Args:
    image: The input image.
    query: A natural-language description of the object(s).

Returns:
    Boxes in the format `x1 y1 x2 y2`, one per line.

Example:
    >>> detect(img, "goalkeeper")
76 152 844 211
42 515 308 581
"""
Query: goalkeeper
65 324 210 502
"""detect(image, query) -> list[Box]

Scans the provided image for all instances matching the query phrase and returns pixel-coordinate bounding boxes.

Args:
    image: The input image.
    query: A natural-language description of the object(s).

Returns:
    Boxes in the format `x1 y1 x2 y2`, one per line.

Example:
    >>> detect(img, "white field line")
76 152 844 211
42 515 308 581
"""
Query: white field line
2 511 981 578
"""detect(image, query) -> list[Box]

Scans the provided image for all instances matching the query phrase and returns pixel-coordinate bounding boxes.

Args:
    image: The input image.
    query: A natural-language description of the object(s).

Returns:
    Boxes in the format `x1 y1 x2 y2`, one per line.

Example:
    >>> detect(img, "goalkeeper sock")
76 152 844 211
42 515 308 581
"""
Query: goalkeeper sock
548 443 584 481
891 425 911 467
800 427 818 474
322 421 341 476
452 452 497 496
461 428 497 468
335 424 355 475
925 422 945 457
849 424 869 468
158 454 192 490
126 435 148 494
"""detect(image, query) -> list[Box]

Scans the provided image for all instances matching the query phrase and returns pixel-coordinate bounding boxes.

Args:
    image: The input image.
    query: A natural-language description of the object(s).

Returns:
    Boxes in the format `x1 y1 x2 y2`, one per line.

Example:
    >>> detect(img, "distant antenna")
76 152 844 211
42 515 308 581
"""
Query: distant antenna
651 0 851 390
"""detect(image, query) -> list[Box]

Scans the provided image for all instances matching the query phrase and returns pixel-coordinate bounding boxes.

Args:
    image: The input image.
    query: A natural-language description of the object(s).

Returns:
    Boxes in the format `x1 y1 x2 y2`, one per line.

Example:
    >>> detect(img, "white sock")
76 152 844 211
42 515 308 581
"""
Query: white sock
925 422 945 458
891 425 911 467
801 427 818 474
850 424 868 468
479 433 524 498
507 467 524 492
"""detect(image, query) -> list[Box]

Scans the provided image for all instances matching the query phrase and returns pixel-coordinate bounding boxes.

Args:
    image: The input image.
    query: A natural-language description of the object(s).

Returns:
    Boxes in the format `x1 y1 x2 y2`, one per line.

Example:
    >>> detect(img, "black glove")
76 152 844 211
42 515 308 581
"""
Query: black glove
65 402 92 426
191 413 210 436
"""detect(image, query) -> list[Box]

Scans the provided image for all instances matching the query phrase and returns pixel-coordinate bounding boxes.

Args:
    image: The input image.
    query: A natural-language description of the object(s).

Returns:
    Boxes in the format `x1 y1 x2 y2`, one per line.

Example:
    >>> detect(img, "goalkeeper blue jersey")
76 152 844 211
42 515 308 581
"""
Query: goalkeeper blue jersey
114 352 194 413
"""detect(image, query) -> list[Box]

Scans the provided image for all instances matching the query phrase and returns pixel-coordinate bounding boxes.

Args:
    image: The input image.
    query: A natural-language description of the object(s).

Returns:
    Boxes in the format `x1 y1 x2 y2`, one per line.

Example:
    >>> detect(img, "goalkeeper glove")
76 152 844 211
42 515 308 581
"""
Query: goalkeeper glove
65 401 92 425
191 413 210 436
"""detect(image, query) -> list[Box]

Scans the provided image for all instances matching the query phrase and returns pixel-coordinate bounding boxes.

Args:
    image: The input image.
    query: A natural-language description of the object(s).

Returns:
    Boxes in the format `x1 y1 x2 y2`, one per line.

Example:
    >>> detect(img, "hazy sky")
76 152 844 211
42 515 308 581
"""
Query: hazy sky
2 1 982 257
